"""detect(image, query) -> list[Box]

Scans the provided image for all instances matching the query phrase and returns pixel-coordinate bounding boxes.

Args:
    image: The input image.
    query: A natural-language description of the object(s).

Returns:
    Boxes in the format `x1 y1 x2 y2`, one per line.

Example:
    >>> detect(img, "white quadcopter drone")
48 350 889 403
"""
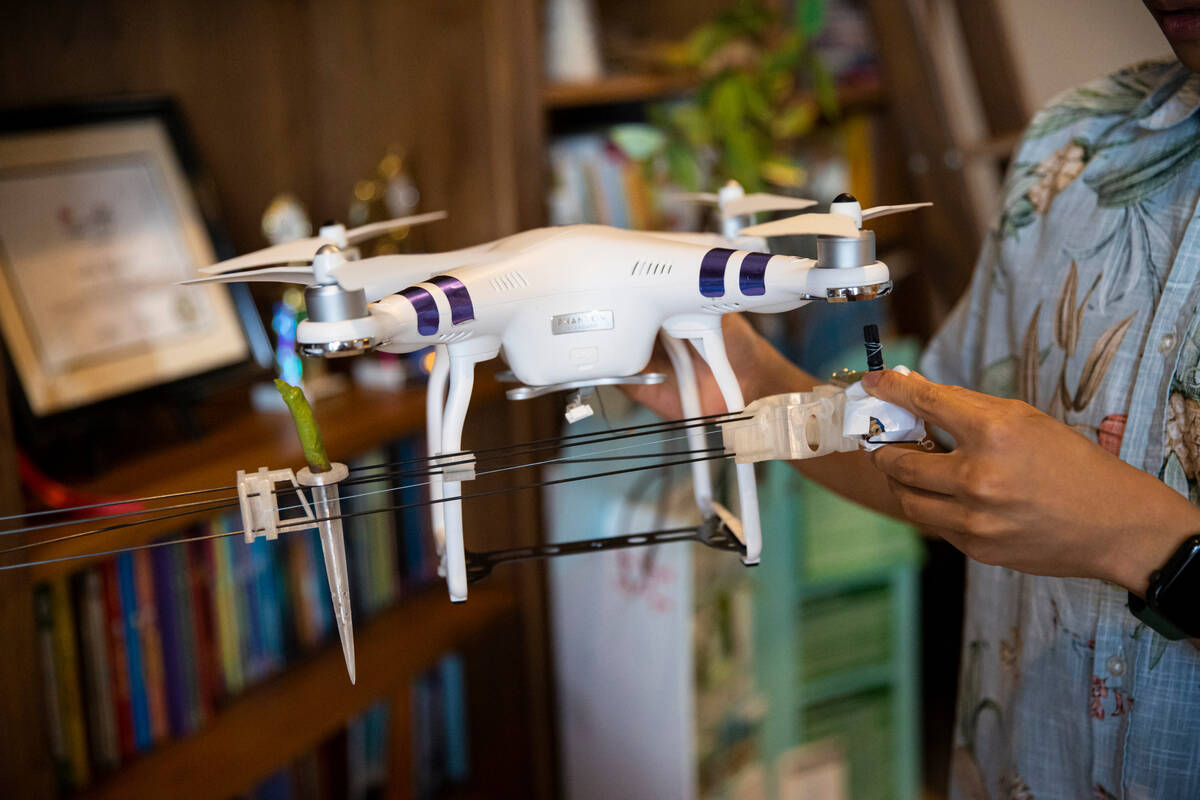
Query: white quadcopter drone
188 184 929 681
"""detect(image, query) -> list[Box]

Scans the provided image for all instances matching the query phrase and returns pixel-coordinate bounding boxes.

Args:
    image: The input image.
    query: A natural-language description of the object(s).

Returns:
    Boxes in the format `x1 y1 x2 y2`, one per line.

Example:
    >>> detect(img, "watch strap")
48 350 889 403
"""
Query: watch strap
1127 590 1190 641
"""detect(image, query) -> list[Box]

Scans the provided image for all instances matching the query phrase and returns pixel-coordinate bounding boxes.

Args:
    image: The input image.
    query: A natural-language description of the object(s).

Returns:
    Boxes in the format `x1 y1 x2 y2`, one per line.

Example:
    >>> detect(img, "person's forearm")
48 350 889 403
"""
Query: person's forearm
742 359 907 520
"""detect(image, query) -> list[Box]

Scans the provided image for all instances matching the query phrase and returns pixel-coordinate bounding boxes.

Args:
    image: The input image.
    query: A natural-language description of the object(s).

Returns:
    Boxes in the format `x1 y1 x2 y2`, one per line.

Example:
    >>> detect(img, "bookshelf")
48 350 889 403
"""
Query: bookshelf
543 73 697 109
28 379 505 581
78 586 516 800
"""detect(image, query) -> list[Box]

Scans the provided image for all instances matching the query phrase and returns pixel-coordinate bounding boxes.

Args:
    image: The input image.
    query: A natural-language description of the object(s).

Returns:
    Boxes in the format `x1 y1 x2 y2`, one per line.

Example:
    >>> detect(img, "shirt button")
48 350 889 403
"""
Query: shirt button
1106 654 1126 677
1159 333 1177 354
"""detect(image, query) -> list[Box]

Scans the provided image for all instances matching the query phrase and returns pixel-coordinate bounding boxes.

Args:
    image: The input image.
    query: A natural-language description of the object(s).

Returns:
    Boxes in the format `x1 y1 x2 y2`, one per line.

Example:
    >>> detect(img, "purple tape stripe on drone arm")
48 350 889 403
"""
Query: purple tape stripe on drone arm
738 251 771 296
428 275 476 325
399 286 440 335
699 248 734 298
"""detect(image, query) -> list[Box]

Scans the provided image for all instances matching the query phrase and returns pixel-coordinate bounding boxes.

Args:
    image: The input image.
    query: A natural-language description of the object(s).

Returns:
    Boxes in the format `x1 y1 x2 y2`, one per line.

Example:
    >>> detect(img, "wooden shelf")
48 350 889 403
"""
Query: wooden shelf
26 378 505 581
542 73 885 113
76 585 517 800
543 73 697 109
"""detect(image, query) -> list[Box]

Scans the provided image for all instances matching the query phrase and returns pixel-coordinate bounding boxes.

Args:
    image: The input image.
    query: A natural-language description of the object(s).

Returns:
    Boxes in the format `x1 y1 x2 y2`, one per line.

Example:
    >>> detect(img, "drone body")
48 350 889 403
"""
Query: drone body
192 189 930 680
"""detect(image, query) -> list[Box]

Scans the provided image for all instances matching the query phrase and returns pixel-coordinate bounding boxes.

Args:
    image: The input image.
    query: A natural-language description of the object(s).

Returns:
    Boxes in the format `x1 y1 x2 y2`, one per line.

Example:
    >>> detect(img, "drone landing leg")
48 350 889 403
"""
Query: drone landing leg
687 328 763 566
426 344 450 573
659 332 714 514
439 342 499 602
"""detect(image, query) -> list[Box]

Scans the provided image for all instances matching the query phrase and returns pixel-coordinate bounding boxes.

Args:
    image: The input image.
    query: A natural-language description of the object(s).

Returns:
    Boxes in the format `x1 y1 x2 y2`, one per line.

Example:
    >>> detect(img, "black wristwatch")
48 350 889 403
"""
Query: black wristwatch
1127 534 1200 640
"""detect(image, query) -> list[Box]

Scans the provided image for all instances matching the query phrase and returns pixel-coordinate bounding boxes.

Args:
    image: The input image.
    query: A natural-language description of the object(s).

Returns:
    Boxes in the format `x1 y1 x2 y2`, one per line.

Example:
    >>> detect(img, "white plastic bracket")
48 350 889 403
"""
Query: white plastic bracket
720 385 859 464
720 374 926 462
237 462 349 542
432 451 476 483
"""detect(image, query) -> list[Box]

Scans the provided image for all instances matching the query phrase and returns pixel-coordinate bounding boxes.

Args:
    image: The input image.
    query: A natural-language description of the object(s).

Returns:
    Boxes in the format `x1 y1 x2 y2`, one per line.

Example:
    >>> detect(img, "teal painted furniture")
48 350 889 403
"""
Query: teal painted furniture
753 458 923 800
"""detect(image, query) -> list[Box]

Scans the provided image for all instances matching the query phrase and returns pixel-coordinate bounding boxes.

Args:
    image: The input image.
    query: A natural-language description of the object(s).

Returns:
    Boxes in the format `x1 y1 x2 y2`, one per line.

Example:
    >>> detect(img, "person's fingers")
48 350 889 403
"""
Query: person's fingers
860 369 989 437
884 476 968 531
872 447 963 495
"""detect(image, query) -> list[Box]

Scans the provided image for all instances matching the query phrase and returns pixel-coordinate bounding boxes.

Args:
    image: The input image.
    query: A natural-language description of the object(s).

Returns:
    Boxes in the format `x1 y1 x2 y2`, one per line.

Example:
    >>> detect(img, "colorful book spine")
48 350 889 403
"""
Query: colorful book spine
212 535 244 696
116 552 151 751
439 653 469 783
188 537 219 719
151 545 187 738
76 568 119 771
170 542 205 733
34 584 69 789
133 549 169 744
101 559 134 758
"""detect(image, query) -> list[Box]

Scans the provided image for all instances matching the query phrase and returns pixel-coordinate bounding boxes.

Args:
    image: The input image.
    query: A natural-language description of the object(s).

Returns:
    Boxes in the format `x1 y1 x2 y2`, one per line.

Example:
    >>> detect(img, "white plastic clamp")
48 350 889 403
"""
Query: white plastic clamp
720 369 927 462
720 384 859 464
237 462 349 542
432 451 476 483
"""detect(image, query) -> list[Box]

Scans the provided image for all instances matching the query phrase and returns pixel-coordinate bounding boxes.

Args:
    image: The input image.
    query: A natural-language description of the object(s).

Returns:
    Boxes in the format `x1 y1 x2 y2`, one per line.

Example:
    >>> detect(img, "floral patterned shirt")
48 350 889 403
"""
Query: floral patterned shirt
921 59 1200 800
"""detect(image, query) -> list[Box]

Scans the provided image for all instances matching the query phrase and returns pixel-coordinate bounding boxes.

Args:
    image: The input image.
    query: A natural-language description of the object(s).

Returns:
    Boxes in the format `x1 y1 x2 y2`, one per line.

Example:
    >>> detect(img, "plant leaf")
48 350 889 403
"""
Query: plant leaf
1150 633 1169 671
1075 269 1102 346
1073 312 1136 411
979 347 1051 399
1087 134 1200 208
1055 261 1079 354
1018 303 1042 406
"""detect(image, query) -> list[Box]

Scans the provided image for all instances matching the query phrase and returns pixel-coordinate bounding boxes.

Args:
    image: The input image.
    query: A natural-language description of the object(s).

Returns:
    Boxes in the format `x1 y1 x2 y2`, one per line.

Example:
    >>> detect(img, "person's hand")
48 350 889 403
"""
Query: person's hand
622 314 807 419
862 368 1200 595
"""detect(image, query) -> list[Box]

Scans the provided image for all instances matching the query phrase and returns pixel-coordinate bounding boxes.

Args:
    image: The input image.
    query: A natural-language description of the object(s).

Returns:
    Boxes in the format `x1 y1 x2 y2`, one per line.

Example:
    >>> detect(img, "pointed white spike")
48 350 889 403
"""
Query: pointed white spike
860 202 933 221
311 482 355 683
721 193 818 217
296 465 356 684
344 210 448 244
739 212 861 239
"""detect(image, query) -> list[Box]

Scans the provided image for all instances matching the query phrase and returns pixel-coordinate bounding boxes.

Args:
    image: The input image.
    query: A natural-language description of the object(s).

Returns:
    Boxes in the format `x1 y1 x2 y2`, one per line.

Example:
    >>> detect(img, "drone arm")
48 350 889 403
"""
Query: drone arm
659 332 714 514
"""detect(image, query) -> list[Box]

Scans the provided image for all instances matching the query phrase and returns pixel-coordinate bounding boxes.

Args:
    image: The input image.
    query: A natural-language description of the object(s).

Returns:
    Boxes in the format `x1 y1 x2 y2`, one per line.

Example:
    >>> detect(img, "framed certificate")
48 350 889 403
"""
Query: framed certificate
0 102 252 415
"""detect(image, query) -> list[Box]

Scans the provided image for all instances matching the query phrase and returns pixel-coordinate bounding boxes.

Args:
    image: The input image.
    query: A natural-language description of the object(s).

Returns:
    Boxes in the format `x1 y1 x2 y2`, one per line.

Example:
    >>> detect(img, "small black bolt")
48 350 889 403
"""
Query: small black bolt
864 324 884 371
833 192 858 204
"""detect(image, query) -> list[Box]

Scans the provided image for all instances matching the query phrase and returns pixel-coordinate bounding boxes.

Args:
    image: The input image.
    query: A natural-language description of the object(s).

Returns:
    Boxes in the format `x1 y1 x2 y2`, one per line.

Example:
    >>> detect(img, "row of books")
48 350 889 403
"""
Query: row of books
548 134 672 231
241 655 469 800
547 111 880 237
35 436 445 792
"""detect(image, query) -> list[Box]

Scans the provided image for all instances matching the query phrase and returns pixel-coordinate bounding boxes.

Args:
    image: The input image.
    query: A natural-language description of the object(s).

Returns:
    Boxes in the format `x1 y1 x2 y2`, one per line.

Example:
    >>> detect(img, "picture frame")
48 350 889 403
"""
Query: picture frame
0 97 267 417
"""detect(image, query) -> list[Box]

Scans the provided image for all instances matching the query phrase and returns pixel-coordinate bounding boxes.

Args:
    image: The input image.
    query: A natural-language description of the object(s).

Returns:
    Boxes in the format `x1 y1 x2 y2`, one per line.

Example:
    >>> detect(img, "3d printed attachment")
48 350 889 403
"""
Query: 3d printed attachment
431 451 477 483
235 462 357 683
237 466 318 542
720 370 927 462
720 385 859 464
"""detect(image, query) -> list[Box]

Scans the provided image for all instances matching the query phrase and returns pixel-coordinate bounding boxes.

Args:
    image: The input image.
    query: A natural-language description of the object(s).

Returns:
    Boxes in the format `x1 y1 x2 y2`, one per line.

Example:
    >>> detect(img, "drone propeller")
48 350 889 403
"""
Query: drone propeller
199 210 448 275
184 244 506 303
737 212 861 238
184 253 446 303
675 187 818 218
739 194 932 239
861 202 933 221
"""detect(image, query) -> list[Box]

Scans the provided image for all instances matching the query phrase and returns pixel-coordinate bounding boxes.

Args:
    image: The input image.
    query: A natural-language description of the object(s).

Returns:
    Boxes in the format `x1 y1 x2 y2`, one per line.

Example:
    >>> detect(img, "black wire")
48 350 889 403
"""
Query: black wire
0 496 243 556
0 526 243 572
0 411 743 534
4 453 734 569
346 414 746 482
0 493 243 539
0 483 239 524
345 409 745 475
1 447 731 557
